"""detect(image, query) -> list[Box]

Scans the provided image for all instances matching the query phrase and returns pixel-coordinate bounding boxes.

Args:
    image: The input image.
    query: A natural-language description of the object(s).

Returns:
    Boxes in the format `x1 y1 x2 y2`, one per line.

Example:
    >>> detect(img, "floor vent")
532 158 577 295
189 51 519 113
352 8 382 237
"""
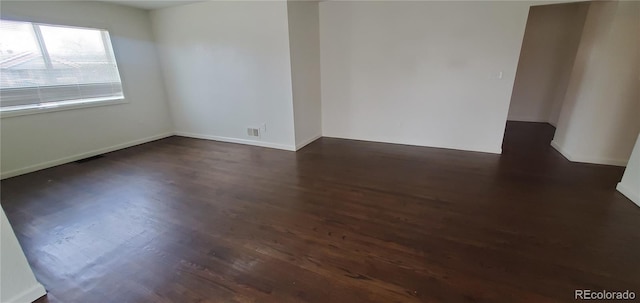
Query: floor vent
74 155 105 164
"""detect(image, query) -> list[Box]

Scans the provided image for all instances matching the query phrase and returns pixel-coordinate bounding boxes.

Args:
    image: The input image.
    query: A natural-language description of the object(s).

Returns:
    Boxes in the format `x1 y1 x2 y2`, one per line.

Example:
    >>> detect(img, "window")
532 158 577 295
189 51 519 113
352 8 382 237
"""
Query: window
0 20 124 115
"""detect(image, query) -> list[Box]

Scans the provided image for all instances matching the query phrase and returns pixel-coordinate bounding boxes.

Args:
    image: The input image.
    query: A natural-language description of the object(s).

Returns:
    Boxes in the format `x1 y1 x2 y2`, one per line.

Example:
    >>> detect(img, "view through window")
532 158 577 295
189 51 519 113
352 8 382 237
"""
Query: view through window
0 20 124 113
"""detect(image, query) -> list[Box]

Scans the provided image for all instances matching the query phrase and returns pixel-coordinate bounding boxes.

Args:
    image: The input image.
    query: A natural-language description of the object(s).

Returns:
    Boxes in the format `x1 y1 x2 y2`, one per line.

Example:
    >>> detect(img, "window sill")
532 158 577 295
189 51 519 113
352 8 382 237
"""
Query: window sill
0 97 127 118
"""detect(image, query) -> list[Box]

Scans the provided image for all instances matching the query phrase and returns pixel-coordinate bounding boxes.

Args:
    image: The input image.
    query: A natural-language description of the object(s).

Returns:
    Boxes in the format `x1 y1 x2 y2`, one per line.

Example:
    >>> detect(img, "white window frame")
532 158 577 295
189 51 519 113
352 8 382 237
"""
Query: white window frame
0 20 126 118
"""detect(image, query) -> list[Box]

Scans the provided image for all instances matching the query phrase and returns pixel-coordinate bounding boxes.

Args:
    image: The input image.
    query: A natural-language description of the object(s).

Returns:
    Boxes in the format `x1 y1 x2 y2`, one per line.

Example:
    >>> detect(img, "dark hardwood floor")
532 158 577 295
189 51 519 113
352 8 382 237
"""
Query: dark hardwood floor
2 121 639 302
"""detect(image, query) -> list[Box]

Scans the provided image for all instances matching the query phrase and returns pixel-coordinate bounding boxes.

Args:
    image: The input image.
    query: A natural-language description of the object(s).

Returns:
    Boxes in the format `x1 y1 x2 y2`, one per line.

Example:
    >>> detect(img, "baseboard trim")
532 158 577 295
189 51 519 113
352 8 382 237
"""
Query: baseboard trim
5 283 47 303
550 140 570 160
322 134 502 154
506 116 549 124
0 132 174 180
551 140 628 167
175 132 296 152
617 182 640 207
295 134 322 151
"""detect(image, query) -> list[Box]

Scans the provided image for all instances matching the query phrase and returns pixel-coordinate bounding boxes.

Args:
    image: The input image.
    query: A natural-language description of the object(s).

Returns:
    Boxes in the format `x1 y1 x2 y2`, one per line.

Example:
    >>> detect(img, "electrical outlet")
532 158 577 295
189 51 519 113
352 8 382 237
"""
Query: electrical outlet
247 128 260 137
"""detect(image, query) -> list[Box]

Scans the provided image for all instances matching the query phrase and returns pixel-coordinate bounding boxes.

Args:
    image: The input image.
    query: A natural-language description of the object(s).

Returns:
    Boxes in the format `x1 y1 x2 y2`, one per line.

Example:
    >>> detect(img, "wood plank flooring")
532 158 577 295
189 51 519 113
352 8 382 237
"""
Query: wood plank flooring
1 121 639 302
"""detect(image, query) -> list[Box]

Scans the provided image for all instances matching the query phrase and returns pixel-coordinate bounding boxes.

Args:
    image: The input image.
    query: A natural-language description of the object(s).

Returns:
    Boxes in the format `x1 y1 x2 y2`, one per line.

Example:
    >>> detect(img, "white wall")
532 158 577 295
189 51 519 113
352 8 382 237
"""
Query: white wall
287 1 322 150
617 134 640 206
0 1 174 179
507 2 588 126
151 1 297 151
552 0 640 167
319 1 533 154
0 206 47 303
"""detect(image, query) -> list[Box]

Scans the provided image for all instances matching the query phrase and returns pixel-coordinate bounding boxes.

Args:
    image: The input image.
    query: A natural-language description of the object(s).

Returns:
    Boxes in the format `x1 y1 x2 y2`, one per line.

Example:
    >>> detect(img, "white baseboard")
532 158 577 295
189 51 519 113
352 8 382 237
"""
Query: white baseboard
6 283 47 303
295 134 322 151
506 116 548 123
174 132 296 151
617 182 640 207
322 134 502 154
551 140 628 167
550 140 570 159
0 132 174 180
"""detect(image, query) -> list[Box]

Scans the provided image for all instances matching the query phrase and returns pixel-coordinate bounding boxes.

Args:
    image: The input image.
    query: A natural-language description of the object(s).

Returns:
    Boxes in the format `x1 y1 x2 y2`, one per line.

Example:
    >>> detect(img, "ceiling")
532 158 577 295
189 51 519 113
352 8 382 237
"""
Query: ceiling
105 0 204 10
103 0 323 10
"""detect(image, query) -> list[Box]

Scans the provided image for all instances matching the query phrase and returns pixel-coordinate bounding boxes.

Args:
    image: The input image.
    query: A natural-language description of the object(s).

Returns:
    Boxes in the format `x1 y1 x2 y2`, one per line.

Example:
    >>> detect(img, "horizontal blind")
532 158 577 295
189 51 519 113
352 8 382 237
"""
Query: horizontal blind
0 20 123 108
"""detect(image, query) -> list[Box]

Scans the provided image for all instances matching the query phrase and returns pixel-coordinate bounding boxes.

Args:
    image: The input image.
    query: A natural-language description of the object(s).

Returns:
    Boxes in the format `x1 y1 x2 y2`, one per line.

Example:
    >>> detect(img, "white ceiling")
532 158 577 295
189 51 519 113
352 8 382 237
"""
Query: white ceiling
103 0 323 10
105 0 204 10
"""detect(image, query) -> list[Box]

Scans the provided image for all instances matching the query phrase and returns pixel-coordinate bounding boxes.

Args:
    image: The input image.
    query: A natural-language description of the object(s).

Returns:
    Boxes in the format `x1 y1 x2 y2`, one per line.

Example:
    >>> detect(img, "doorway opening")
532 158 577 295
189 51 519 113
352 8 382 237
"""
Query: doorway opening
503 2 589 155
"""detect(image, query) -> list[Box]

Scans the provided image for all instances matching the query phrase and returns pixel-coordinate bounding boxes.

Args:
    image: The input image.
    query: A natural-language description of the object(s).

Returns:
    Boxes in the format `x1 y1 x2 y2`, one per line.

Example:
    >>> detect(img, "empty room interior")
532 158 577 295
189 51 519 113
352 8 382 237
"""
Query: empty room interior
0 0 639 302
